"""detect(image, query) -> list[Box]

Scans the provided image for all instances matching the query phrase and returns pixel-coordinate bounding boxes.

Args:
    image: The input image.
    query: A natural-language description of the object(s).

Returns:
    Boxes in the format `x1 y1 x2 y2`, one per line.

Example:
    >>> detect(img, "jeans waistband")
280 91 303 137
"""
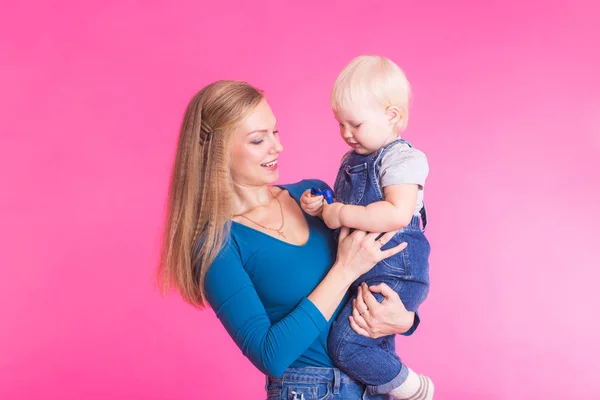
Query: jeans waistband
266 367 351 395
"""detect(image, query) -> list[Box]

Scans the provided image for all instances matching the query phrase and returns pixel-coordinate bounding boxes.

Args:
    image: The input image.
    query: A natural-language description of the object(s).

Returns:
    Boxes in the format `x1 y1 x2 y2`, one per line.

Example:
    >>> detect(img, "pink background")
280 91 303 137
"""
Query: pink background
2 1 599 399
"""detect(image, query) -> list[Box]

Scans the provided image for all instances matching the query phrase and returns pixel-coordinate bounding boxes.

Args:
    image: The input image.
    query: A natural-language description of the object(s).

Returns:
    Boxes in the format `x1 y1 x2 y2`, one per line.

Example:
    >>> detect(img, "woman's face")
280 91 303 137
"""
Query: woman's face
229 99 283 188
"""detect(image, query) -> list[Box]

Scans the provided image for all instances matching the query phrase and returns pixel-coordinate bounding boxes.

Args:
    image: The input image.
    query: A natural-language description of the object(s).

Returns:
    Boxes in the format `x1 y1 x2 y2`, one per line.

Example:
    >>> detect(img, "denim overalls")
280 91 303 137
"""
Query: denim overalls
327 139 431 394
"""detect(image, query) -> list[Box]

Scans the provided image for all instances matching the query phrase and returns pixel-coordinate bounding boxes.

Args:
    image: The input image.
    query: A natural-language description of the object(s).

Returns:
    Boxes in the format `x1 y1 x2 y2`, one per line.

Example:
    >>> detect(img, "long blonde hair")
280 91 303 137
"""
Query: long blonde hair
157 80 264 307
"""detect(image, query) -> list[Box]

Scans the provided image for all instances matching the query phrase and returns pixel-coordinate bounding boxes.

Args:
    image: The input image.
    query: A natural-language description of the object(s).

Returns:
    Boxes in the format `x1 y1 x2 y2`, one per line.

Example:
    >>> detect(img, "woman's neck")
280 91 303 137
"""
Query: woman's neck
231 183 275 216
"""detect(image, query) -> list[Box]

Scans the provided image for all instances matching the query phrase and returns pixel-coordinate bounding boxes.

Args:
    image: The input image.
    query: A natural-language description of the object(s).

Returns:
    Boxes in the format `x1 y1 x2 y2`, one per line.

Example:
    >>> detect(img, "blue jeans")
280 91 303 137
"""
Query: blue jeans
328 139 431 394
266 367 392 399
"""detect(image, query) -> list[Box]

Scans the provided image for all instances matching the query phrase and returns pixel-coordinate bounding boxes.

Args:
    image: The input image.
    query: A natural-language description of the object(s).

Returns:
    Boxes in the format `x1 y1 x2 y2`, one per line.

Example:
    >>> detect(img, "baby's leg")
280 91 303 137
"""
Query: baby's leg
329 278 433 399
328 290 403 388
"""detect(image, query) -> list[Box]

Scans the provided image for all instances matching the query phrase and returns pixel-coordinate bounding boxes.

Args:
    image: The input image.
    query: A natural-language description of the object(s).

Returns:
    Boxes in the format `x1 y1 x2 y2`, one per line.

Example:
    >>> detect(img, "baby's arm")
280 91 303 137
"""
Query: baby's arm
337 183 418 231
332 144 428 232
322 145 427 231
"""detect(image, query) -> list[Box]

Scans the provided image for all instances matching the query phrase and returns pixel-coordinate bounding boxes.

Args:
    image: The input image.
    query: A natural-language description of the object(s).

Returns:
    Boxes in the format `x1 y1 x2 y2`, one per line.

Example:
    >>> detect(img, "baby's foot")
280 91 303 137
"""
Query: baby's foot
389 368 434 400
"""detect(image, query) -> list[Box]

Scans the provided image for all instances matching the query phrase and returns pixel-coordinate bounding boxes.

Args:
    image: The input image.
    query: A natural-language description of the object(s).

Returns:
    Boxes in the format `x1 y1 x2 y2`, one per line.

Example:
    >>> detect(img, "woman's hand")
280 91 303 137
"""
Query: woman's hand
349 282 415 338
334 227 407 282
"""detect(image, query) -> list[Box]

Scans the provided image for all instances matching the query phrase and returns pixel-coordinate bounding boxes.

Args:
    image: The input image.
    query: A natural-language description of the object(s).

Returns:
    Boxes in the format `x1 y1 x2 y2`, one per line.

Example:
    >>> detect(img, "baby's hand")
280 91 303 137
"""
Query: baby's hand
322 202 344 229
301 189 324 217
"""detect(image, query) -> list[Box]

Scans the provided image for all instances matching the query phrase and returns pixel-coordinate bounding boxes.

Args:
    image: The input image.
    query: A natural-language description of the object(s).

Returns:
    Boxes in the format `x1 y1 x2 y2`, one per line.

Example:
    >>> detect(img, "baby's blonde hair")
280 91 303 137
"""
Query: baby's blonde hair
330 55 411 130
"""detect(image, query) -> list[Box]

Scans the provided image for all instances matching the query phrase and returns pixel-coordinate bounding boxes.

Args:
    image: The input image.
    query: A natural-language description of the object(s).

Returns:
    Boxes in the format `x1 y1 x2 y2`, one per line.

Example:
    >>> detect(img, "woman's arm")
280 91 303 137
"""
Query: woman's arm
205 246 323 377
205 228 406 377
308 228 404 320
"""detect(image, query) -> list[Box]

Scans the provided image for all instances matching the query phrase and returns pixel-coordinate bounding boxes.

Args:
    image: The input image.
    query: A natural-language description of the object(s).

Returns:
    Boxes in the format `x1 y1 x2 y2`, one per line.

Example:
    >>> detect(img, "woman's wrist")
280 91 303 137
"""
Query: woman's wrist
307 262 354 321
329 261 358 287
396 311 416 334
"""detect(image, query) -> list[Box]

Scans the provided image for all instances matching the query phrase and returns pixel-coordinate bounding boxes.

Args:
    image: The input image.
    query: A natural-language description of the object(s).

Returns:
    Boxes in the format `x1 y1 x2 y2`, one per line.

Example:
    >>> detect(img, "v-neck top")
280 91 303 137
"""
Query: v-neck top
203 179 343 376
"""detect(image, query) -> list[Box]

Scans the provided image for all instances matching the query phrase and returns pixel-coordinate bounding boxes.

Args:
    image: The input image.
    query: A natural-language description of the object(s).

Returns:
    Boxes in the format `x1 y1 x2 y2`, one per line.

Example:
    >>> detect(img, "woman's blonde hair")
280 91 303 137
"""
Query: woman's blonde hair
157 80 264 307
330 55 411 130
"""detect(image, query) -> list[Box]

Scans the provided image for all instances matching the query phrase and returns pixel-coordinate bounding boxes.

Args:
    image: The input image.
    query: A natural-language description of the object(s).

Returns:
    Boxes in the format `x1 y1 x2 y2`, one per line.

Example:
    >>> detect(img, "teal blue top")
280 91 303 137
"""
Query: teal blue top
203 179 418 377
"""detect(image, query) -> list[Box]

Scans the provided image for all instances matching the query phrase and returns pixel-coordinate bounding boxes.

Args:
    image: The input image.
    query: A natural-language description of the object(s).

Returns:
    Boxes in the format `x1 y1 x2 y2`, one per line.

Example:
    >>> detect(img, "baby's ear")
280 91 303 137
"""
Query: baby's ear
387 106 408 131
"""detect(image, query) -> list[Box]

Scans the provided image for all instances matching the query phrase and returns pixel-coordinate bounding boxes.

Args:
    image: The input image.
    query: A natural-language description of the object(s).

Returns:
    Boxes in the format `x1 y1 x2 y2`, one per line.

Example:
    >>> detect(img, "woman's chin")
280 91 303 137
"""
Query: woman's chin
258 169 280 185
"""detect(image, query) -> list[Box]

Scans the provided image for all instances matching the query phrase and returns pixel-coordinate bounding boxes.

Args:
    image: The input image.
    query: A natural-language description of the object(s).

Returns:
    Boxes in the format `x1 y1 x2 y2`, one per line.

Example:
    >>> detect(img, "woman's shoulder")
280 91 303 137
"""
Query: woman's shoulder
278 179 331 199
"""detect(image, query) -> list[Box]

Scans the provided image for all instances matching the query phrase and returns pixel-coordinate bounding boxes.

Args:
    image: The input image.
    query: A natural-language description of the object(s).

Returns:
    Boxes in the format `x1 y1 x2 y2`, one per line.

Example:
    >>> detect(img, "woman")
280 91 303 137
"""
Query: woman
158 80 419 399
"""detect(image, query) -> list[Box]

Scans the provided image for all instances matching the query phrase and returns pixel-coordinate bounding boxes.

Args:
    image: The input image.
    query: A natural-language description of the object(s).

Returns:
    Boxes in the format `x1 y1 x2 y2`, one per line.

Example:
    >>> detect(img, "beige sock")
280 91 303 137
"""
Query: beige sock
389 368 434 400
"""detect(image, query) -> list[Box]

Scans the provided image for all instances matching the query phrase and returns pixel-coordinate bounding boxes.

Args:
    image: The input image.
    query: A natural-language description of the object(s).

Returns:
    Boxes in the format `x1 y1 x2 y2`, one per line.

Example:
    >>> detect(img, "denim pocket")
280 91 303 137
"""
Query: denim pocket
336 162 368 206
285 384 332 400
380 232 411 277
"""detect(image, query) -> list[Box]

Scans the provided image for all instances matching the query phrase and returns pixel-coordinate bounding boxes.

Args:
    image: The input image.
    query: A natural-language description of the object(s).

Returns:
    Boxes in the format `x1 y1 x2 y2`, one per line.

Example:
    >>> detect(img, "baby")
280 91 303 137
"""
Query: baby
301 55 433 400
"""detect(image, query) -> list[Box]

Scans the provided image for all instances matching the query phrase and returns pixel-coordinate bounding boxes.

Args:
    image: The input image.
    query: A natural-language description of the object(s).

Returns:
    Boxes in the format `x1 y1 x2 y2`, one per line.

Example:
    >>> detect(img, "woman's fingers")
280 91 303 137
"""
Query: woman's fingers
360 282 381 312
381 242 407 259
349 316 371 338
338 226 350 242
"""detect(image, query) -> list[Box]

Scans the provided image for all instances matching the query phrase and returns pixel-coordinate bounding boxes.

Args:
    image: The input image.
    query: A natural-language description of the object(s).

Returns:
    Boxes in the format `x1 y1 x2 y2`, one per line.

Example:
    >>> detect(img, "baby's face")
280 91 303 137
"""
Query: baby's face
333 103 398 155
